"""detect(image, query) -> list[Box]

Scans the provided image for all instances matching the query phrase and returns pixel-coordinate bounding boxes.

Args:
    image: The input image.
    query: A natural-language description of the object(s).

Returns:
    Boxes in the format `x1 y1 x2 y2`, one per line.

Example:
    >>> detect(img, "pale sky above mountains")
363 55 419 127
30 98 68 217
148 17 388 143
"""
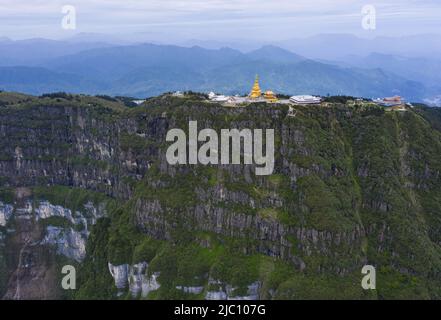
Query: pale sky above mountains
0 0 440 42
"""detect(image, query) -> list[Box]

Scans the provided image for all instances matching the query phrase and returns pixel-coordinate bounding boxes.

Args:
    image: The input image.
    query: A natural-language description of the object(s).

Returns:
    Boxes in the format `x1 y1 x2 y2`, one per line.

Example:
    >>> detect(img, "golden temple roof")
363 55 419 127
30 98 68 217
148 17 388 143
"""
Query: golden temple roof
264 90 278 102
249 75 262 99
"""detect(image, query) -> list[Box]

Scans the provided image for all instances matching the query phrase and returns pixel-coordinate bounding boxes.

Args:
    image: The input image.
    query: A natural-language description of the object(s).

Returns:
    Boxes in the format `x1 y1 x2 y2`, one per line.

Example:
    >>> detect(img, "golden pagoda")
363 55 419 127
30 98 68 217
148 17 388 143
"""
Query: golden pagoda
264 90 278 103
249 75 262 99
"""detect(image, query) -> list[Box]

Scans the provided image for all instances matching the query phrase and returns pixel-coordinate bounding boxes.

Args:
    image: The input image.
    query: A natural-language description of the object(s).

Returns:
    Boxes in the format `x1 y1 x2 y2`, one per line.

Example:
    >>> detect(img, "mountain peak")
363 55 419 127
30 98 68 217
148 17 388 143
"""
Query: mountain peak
246 45 305 64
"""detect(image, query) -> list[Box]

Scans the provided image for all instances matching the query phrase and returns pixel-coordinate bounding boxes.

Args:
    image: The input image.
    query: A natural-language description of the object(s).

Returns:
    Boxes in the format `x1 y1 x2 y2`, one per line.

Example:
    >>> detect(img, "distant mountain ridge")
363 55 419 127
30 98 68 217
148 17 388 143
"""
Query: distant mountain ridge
335 53 441 87
275 33 441 60
246 45 306 64
0 38 113 66
0 39 436 102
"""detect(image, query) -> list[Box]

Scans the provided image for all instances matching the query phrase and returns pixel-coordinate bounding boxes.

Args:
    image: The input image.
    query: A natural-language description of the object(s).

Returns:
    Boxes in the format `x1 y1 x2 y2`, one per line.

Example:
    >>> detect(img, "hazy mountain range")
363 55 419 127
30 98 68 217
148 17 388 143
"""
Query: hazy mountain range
0 34 440 103
183 33 441 59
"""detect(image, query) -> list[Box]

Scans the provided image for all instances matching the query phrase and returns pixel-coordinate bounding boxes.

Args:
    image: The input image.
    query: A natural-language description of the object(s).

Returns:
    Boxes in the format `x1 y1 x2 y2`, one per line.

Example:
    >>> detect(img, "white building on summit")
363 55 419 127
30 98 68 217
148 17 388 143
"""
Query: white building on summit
374 96 404 107
208 92 230 102
289 95 322 104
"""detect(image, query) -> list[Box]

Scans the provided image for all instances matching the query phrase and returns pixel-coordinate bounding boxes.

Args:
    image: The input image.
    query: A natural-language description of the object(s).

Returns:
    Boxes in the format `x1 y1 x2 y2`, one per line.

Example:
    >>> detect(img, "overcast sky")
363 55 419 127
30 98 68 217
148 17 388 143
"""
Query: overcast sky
1 0 440 41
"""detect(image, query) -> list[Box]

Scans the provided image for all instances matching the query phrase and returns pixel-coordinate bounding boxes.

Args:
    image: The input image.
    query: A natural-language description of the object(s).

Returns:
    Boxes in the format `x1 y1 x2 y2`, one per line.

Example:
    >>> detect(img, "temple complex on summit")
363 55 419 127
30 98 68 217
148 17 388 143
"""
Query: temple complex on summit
205 74 323 106
175 75 408 112
208 74 283 105
176 79 409 112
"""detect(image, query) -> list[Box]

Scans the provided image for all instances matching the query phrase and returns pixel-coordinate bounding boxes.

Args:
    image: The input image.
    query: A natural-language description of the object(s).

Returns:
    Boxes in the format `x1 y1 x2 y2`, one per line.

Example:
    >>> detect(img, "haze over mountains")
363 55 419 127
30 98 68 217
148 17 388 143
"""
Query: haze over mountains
183 33 441 59
0 34 440 104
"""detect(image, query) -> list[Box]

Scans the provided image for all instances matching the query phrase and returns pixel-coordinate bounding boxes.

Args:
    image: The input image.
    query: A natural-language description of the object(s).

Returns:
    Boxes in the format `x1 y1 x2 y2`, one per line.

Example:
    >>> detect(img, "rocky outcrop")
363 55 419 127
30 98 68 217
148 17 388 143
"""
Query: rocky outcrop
0 104 159 199
0 198 104 262
0 201 13 227
106 261 261 299
1 194 107 299
176 285 204 295
1 201 58 300
205 279 261 300
108 262 160 298
135 197 365 273
41 226 86 262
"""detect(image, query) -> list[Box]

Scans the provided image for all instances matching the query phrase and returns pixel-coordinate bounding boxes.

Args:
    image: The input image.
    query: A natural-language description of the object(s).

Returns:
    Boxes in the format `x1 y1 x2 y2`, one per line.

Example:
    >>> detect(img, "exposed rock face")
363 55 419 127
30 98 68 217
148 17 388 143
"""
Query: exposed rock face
108 262 160 298
135 198 365 273
35 202 75 223
0 202 13 227
34 200 105 261
1 201 59 300
0 199 105 262
176 285 204 295
41 226 86 262
205 289 227 300
0 195 105 299
108 263 129 290
0 103 156 199
106 261 259 299
205 279 261 300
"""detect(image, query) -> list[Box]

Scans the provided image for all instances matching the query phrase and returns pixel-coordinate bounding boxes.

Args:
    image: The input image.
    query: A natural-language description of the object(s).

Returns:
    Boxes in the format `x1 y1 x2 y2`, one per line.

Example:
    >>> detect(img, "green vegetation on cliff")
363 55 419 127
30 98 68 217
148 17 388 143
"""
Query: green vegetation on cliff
1 92 441 299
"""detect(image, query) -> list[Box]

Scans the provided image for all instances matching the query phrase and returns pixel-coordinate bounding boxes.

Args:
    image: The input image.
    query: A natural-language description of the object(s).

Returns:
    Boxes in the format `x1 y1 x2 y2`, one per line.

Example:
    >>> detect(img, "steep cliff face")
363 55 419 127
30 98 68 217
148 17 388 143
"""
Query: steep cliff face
0 185 109 299
1 93 441 299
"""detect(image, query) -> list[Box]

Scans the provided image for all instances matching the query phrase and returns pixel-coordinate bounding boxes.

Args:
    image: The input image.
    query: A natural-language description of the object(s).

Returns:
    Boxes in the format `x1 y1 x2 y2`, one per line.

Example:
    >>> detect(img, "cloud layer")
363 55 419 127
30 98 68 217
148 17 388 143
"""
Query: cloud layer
0 0 440 41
